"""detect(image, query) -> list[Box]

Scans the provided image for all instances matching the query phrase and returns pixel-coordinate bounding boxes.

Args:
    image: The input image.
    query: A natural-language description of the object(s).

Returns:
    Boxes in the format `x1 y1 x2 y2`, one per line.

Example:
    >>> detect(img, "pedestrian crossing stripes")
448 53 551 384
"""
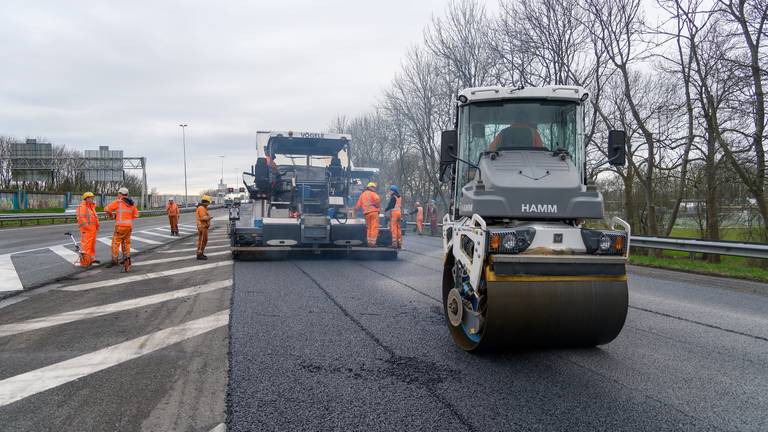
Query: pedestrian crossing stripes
132 250 231 267
97 237 139 252
0 310 229 407
138 230 175 239
158 244 229 254
58 260 233 292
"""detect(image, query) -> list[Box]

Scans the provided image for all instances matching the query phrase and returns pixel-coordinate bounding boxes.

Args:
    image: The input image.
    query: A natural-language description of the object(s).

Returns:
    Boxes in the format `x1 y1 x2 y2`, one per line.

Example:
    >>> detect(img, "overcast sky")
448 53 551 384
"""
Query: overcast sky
0 0 447 195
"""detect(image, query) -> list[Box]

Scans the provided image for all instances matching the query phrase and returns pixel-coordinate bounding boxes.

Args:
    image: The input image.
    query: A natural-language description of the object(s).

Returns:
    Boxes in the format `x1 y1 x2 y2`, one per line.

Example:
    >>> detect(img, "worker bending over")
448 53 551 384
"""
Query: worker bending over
385 185 402 249
355 182 380 247
105 187 138 269
196 195 213 260
76 192 100 267
166 197 180 235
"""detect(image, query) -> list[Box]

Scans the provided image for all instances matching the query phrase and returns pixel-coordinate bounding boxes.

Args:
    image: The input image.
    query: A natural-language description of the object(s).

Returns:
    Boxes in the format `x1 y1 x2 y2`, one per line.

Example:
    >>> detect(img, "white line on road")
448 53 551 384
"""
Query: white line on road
0 253 23 292
49 245 80 266
0 295 29 310
209 423 226 432
138 230 175 239
97 237 138 253
0 280 232 338
158 245 230 254
132 251 230 266
130 235 163 245
58 260 233 292
0 310 229 407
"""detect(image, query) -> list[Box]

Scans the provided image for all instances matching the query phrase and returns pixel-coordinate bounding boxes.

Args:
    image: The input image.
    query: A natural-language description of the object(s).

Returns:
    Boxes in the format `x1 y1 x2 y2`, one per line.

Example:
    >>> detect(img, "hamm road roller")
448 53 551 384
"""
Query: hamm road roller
438 85 630 351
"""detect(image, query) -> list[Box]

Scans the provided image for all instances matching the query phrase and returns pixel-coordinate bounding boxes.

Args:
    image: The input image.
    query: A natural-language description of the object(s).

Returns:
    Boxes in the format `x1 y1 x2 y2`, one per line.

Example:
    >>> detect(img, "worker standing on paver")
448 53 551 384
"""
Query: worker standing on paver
104 187 139 268
384 185 402 249
166 197 180 236
76 192 100 267
196 195 213 260
427 199 439 236
355 182 380 247
413 201 424 235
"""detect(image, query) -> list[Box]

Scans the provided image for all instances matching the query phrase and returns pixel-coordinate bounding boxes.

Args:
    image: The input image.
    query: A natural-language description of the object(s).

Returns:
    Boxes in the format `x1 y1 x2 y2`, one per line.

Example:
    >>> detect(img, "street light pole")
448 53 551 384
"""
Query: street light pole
179 124 188 207
219 155 225 185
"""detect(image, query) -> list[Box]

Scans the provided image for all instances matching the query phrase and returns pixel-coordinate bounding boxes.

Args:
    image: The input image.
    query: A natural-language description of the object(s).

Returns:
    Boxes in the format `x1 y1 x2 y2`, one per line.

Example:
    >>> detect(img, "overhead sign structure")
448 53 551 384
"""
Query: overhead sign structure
84 146 124 182
10 139 53 182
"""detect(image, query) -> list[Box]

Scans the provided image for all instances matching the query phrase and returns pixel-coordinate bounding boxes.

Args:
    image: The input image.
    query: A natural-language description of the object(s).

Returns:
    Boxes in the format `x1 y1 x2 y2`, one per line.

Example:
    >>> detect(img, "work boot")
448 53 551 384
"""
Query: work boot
93 260 101 264
196 253 207 260
111 258 118 266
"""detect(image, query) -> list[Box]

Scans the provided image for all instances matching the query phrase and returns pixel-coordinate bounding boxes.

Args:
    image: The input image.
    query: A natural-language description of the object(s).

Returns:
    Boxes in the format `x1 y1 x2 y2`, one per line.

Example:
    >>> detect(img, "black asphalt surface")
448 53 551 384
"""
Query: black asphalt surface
0 227 231 432
229 234 768 432
1 218 766 431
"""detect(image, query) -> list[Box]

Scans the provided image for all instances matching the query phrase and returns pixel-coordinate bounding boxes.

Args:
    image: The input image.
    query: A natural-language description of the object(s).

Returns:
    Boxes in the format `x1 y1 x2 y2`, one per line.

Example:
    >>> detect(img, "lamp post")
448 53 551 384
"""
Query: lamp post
219 155 225 185
179 124 188 207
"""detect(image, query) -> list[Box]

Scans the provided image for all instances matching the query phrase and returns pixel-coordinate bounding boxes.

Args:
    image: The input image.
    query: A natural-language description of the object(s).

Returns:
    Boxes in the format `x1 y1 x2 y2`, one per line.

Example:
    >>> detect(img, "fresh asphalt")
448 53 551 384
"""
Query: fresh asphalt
0 216 766 431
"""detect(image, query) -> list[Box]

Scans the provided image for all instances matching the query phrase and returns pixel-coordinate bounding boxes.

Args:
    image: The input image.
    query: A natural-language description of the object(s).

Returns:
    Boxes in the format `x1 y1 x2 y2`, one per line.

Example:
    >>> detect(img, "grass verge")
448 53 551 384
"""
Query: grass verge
630 251 768 283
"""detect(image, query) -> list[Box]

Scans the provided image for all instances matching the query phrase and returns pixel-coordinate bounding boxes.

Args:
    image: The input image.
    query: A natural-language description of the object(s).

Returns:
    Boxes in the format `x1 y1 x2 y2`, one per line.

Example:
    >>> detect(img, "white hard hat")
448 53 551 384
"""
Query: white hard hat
169 197 175 201
118 187 129 195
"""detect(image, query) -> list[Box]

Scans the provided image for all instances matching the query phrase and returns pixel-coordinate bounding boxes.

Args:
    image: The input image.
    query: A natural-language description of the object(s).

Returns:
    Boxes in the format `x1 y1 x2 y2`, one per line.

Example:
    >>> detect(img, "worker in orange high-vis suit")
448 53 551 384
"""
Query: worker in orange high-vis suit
104 187 139 267
384 185 402 249
166 197 180 235
355 182 381 247
76 192 100 267
413 201 424 235
196 195 213 260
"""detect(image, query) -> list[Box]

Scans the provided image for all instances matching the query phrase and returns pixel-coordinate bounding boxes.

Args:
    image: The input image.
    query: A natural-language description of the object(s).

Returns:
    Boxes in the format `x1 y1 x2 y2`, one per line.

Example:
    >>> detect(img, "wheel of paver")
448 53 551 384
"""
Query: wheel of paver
442 259 628 352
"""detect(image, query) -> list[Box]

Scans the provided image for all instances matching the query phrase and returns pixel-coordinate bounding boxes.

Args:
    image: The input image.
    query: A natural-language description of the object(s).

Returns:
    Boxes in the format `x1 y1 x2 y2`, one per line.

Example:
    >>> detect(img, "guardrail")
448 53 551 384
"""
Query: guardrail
0 205 224 228
403 221 767 259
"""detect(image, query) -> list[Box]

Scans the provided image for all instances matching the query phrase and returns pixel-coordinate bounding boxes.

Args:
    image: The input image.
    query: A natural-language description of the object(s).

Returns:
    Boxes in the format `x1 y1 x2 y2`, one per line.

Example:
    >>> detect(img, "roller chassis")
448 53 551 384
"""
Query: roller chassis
441 213 631 351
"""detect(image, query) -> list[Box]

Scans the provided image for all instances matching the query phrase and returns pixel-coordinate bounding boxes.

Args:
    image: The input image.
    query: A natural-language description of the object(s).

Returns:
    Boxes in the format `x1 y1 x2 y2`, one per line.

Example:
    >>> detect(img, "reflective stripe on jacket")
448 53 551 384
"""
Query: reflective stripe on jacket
166 203 180 216
76 201 99 230
355 189 380 215
105 199 138 227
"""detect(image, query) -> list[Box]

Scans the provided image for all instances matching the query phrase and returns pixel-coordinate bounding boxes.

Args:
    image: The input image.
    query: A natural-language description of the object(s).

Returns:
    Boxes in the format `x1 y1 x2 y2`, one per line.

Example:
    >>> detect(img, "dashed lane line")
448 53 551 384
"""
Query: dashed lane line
132 251 231 267
57 260 233 292
0 279 232 338
158 245 230 254
0 310 229 407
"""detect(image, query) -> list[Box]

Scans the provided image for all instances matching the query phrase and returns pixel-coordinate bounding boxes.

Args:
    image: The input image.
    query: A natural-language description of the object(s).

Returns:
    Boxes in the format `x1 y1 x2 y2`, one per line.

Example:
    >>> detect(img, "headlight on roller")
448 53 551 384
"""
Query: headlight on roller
487 228 536 254
581 229 627 256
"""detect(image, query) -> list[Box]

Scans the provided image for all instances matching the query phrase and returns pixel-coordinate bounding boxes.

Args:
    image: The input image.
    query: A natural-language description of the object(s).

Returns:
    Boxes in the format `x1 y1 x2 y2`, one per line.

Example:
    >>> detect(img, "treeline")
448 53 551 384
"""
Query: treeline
331 0 767 245
0 136 143 194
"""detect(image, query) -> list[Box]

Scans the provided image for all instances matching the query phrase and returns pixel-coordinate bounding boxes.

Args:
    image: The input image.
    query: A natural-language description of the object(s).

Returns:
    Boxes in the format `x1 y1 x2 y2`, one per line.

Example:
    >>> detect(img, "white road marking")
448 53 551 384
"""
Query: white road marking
0 295 29 310
178 224 197 229
209 423 226 432
130 235 163 245
0 280 231 338
138 230 175 239
0 253 23 292
183 239 230 245
132 251 230 266
158 244 229 254
49 245 80 266
0 310 229 407
97 237 139 253
58 260 233 292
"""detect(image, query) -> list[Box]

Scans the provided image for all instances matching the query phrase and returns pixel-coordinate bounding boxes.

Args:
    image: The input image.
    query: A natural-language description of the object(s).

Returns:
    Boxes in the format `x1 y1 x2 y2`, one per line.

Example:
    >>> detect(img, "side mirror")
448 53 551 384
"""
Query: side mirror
608 130 626 166
439 130 457 183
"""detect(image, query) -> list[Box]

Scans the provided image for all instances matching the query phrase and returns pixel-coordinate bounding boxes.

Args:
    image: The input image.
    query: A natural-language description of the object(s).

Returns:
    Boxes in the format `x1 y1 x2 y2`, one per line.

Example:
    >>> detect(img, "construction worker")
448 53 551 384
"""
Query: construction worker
413 201 424 235
355 182 380 247
104 187 139 268
489 111 544 150
196 195 213 260
427 199 439 236
384 185 402 249
76 192 100 267
166 197 180 235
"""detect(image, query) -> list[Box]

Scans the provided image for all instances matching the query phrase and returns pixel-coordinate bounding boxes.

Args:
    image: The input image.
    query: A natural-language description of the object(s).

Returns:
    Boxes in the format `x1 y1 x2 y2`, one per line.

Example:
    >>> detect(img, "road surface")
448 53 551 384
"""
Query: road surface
0 222 766 431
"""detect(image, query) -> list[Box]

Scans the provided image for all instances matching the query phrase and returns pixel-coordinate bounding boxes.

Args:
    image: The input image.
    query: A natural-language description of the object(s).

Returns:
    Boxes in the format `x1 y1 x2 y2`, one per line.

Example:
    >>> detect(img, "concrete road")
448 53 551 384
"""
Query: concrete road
0 208 226 293
0 227 232 432
1 223 766 431
228 235 768 432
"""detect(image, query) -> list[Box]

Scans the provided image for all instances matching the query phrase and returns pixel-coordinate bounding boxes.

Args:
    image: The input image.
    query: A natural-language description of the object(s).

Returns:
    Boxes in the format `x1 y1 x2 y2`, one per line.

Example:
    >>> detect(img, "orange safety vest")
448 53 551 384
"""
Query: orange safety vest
166 202 180 216
76 201 99 231
416 206 424 220
105 199 138 227
356 189 380 215
196 205 211 229
394 196 401 211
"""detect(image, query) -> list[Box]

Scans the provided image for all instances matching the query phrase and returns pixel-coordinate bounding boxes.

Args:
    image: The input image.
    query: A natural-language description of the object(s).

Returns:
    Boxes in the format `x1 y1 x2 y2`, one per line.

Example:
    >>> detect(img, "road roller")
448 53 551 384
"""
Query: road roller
438 85 630 351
